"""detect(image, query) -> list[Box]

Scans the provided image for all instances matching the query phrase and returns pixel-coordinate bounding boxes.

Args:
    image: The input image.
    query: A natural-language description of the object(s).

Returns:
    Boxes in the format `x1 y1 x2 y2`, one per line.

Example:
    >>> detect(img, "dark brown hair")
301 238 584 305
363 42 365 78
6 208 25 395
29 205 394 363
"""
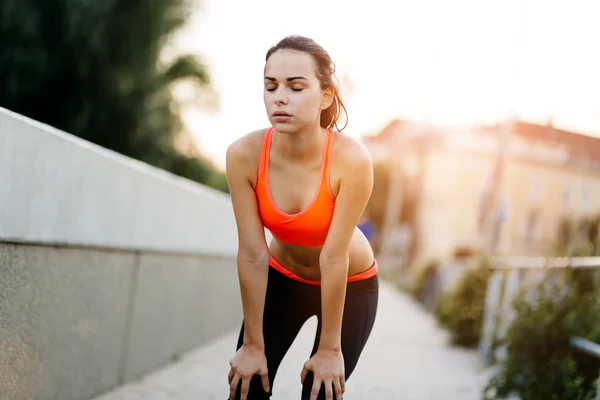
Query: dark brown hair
265 35 348 132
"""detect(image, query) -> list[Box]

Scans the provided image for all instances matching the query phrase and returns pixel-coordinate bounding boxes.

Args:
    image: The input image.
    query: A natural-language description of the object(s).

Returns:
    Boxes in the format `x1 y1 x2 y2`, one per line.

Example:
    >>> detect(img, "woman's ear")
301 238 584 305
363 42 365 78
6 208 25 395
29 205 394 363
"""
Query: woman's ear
320 87 335 111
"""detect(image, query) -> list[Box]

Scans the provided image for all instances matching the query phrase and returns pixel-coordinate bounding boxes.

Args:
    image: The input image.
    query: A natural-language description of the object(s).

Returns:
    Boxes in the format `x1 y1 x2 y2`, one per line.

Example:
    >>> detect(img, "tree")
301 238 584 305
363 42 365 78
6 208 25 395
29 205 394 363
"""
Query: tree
0 0 228 192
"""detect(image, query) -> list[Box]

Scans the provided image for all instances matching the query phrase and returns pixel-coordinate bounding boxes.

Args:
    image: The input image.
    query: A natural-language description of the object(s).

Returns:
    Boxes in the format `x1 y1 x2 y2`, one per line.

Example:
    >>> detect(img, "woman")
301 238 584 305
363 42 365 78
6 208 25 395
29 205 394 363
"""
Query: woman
225 35 379 400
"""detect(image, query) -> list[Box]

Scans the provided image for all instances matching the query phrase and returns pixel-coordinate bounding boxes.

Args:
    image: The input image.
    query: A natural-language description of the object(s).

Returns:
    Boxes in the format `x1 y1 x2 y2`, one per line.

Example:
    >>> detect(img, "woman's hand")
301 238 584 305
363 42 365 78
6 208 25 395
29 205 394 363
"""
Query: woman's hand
228 345 270 400
301 348 345 400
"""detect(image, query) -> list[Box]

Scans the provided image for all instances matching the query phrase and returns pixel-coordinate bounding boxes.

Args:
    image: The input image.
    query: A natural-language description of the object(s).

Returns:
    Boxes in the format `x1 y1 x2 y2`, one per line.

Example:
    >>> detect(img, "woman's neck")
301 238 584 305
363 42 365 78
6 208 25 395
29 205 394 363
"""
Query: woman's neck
273 124 327 163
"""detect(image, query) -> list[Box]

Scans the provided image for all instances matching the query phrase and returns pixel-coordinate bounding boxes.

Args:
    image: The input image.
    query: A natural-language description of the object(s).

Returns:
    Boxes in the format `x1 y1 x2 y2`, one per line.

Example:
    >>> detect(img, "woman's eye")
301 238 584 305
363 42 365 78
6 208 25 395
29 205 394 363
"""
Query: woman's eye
265 86 303 92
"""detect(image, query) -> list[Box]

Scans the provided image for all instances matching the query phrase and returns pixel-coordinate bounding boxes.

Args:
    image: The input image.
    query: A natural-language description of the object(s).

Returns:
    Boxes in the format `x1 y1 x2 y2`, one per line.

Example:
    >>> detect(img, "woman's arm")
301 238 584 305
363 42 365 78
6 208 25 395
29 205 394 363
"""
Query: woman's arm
318 142 374 351
225 136 271 350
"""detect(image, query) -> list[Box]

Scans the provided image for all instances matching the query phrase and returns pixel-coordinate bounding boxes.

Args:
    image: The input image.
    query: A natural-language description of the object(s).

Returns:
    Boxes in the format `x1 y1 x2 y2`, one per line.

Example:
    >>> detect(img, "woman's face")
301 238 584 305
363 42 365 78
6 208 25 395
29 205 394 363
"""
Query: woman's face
263 49 332 133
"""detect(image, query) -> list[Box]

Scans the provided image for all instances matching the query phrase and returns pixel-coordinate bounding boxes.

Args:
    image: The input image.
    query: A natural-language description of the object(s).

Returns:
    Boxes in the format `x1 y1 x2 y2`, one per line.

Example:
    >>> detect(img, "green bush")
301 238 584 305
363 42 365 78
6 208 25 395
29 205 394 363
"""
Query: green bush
434 258 493 348
484 268 600 400
434 289 454 330
410 259 439 300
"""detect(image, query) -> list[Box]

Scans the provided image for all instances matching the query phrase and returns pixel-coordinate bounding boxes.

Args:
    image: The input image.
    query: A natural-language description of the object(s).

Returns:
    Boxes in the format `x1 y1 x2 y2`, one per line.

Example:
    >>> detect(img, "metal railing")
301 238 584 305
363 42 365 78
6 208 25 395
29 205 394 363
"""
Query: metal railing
571 336 600 400
478 256 600 398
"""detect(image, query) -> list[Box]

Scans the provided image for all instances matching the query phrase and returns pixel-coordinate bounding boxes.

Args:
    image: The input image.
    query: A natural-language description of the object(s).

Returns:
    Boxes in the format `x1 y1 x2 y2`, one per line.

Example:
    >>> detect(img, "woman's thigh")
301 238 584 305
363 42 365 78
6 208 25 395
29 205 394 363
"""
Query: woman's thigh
232 267 316 399
301 275 379 400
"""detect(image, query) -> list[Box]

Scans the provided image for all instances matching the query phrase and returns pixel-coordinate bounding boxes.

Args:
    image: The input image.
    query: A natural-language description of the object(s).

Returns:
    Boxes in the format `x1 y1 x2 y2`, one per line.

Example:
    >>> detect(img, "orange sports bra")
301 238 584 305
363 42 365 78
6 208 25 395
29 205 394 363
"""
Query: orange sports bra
255 127 336 247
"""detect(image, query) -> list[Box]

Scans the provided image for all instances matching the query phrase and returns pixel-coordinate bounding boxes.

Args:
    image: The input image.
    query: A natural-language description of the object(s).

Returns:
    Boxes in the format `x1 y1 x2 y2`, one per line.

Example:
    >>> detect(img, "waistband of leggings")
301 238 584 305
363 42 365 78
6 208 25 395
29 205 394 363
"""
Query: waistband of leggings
269 255 378 286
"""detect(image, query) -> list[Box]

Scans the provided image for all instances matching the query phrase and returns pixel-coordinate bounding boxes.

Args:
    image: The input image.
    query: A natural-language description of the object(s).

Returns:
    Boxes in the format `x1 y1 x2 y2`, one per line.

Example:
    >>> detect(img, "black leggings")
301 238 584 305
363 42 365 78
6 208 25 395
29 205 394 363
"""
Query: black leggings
232 265 379 399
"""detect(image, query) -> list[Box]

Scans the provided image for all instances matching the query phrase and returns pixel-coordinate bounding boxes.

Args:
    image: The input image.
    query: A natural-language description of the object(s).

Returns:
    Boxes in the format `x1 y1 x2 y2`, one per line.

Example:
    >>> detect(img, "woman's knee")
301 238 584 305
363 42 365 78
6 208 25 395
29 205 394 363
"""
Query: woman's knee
300 371 343 400
233 375 272 400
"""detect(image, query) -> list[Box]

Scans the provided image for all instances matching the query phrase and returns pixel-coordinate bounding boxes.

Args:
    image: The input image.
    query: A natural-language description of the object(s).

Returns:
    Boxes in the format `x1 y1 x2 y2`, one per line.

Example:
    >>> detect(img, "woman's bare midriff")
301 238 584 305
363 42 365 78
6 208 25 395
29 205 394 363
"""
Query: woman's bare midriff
268 226 375 282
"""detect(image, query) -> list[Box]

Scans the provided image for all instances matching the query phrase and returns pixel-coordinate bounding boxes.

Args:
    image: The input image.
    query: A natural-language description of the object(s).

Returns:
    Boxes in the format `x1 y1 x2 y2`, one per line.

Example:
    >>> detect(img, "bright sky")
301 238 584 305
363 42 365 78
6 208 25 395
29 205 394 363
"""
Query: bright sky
171 0 600 169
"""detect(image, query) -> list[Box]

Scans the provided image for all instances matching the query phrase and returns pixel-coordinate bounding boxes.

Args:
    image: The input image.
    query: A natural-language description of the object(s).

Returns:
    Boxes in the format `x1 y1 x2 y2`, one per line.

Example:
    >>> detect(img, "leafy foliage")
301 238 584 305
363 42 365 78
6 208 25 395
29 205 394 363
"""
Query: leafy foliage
0 0 228 192
434 258 493 347
484 268 600 400
410 259 439 300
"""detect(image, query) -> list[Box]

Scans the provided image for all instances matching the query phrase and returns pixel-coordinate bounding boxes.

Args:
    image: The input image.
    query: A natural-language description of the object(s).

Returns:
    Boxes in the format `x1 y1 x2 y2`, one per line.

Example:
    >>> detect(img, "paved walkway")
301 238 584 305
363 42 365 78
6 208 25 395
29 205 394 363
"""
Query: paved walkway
93 280 492 399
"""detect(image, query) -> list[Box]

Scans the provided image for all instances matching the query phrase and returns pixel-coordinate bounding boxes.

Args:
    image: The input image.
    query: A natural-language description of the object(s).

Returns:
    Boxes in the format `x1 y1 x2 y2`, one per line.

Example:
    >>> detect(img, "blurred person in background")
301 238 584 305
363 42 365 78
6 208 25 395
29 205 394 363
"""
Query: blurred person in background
357 209 376 245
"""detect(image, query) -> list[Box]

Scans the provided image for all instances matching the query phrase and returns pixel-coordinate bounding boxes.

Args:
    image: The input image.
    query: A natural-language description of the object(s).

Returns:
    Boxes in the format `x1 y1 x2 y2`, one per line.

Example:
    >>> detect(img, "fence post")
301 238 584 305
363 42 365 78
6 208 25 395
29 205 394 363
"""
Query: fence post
496 269 521 339
479 268 504 364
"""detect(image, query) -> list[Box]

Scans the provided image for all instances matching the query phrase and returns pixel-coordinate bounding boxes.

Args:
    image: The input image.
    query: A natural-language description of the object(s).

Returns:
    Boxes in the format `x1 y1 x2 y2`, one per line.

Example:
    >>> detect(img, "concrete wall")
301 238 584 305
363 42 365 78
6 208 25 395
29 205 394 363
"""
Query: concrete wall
0 107 243 400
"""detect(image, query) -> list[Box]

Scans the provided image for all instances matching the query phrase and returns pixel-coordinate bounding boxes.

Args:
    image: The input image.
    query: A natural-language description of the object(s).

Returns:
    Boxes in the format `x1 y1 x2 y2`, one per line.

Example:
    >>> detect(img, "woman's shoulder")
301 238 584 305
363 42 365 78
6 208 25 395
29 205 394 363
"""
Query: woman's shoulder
330 130 372 170
226 127 270 168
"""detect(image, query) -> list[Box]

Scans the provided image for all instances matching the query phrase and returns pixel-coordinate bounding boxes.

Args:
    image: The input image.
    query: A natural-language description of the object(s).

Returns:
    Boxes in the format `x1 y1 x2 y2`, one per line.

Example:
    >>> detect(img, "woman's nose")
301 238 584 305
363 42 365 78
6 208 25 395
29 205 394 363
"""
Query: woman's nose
274 88 288 105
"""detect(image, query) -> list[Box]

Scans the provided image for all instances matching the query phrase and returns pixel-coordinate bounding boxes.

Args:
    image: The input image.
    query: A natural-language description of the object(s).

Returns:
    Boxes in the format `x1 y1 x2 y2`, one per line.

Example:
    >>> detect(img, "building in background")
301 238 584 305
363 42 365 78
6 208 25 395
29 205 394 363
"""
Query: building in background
363 118 600 271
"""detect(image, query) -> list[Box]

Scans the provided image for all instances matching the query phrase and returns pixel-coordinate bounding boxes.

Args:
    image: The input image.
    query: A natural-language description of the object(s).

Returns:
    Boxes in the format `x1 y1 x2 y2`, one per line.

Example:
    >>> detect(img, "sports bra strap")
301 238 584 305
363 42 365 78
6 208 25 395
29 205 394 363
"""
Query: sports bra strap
257 128 335 187
320 129 335 188
256 128 273 183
